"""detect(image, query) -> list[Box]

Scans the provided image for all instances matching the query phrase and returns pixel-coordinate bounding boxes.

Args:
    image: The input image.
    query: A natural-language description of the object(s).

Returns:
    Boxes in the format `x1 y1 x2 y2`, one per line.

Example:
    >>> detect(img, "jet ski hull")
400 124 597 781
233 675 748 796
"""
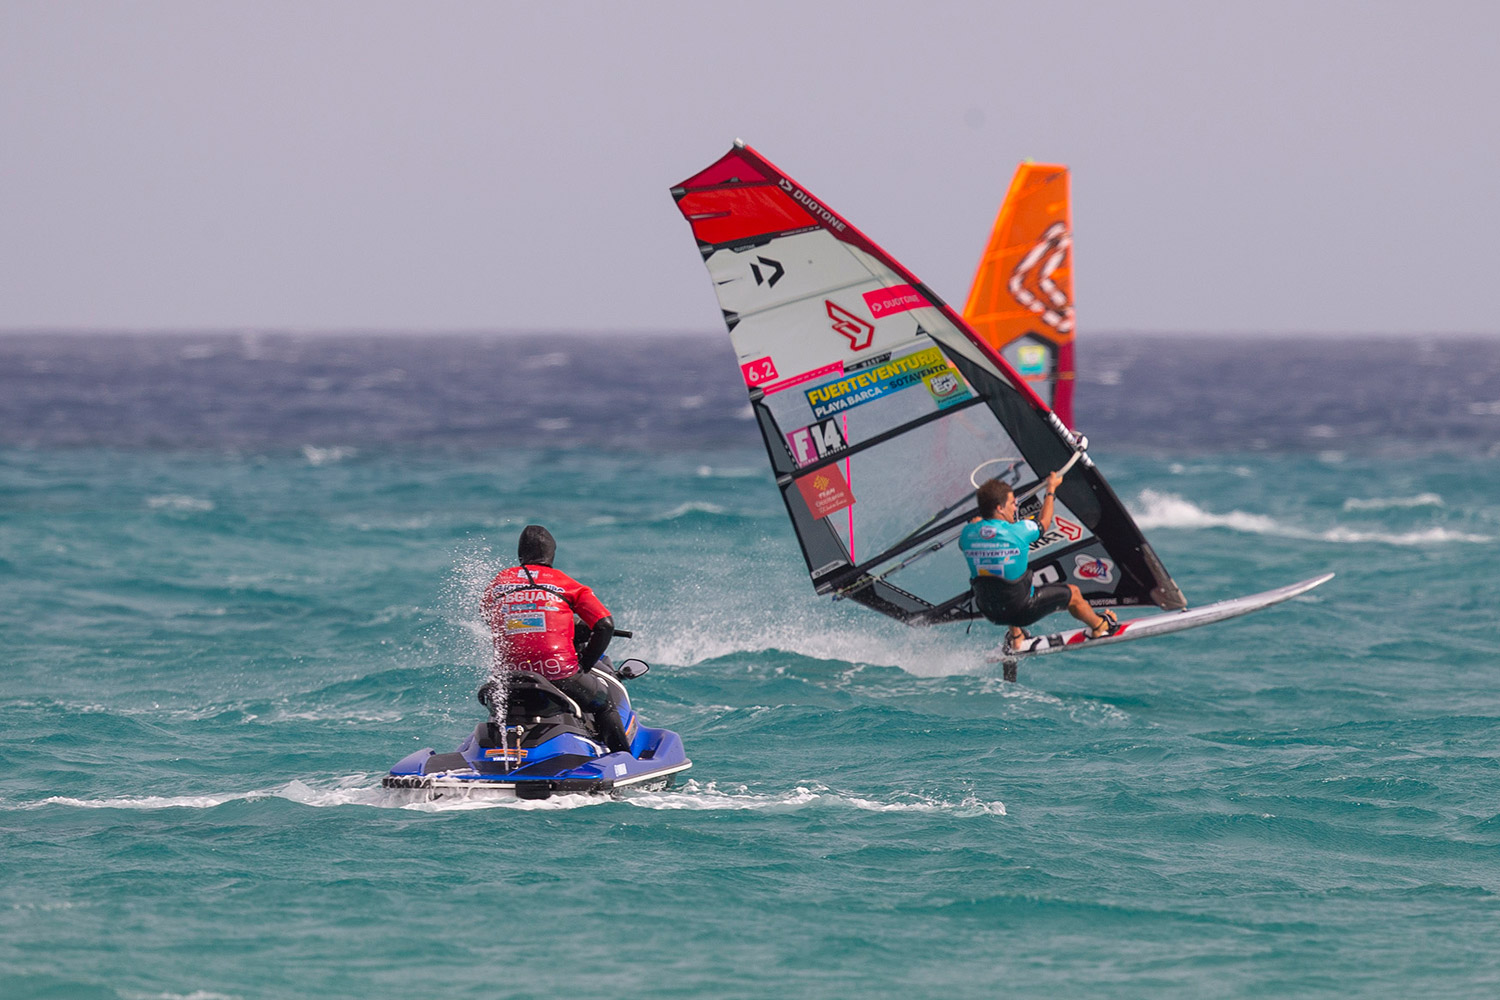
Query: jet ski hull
382 664 691 802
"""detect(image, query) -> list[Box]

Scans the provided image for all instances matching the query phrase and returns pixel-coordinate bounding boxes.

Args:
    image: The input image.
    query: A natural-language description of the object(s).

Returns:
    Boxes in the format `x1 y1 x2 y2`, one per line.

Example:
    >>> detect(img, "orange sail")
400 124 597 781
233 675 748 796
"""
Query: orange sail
961 164 1075 428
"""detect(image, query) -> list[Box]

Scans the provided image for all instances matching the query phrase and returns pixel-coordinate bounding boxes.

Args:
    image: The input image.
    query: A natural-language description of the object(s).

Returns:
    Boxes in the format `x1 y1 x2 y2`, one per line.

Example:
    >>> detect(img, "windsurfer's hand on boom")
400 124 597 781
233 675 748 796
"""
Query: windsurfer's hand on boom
1037 471 1063 533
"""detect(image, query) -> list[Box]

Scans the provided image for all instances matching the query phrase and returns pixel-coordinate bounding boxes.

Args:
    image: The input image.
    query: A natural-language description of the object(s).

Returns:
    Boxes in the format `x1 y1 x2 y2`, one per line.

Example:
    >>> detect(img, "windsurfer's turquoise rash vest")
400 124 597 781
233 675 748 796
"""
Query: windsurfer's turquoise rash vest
959 517 1040 583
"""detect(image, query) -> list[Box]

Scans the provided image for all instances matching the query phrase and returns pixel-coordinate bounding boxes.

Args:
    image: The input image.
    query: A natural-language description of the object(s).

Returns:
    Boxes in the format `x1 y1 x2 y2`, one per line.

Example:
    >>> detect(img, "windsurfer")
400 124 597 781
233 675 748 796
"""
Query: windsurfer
480 525 633 754
960 474 1119 650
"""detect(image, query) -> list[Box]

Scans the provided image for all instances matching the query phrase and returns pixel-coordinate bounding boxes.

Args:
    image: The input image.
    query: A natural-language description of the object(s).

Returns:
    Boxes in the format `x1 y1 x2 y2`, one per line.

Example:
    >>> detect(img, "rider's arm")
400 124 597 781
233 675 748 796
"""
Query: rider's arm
579 615 614 671
1036 471 1063 533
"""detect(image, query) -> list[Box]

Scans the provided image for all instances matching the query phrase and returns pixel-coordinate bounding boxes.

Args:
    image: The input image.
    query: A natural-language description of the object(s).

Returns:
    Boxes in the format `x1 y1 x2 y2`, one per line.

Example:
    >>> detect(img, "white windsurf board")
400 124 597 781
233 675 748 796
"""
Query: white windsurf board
987 573 1334 663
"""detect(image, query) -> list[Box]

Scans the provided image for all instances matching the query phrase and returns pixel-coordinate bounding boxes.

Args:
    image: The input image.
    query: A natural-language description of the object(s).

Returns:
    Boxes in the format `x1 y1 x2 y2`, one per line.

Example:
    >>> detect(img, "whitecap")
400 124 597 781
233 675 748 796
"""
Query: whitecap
1343 493 1444 511
520 352 569 371
302 444 356 465
656 501 727 520
1132 490 1490 545
146 494 214 512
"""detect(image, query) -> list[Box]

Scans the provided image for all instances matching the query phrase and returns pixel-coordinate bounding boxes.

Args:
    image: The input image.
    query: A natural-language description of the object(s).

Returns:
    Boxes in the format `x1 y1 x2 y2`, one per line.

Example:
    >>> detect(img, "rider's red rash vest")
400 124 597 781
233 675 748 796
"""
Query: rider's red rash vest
480 564 611 680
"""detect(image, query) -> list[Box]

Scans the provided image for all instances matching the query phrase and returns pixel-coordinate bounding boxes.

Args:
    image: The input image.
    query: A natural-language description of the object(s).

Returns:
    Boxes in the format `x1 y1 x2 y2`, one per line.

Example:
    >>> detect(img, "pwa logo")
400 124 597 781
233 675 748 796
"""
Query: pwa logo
826 300 874 351
1073 553 1114 584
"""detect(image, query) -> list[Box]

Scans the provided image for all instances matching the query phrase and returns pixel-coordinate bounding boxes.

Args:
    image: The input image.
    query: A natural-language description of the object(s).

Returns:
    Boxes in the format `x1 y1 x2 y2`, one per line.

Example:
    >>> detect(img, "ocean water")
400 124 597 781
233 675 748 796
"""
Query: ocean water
3 333 1500 999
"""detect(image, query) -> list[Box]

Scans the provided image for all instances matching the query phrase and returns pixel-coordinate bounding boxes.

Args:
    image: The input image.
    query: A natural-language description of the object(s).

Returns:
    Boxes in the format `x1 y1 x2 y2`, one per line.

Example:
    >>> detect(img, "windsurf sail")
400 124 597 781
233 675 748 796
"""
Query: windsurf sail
670 143 1183 625
962 163 1076 427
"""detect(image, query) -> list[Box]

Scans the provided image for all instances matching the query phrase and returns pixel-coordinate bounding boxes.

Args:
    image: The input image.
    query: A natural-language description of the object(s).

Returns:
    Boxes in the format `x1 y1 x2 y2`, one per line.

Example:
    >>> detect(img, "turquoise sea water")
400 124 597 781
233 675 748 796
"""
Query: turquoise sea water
3 335 1500 998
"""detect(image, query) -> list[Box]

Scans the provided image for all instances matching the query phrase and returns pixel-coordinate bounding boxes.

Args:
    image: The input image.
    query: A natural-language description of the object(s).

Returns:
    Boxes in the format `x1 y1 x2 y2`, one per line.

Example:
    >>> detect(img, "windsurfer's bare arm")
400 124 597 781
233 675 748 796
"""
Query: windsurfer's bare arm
1037 471 1063 532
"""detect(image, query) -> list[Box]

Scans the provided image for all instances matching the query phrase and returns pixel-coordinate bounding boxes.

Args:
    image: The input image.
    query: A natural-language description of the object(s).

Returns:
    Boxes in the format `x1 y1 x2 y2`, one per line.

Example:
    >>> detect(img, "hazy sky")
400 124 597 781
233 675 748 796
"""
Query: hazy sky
3 1 1496 335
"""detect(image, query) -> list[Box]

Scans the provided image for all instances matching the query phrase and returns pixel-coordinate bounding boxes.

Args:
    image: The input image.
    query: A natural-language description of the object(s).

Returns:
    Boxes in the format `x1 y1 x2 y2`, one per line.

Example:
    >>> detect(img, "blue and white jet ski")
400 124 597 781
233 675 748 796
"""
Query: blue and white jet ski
382 655 691 801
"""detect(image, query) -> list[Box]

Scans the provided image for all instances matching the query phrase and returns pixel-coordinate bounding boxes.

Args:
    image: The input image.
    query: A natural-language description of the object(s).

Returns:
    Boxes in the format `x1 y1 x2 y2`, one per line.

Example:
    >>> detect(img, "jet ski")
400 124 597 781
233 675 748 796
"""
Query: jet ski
382 653 691 801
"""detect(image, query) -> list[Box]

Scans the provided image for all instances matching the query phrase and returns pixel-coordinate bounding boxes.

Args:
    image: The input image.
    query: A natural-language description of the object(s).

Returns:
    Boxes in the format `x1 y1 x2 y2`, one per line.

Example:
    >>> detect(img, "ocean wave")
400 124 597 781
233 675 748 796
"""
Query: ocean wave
1342 493 1444 511
146 494 215 512
8 778 386 812
695 465 763 479
656 501 728 520
5 779 1006 817
1132 490 1491 545
302 444 356 465
396 780 1007 816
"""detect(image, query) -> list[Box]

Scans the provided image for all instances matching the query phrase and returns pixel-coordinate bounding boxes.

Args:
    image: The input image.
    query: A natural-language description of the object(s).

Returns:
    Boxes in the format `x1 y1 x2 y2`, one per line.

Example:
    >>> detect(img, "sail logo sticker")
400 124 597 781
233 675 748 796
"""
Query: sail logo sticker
750 256 784 288
778 178 847 232
1009 223 1074 334
1054 516 1083 541
794 465 855 520
741 356 780 387
826 301 875 351
924 368 972 409
1073 554 1114 584
1031 563 1063 586
804 347 950 419
758 361 845 396
1017 344 1048 377
786 418 848 467
503 612 546 634
863 284 926 318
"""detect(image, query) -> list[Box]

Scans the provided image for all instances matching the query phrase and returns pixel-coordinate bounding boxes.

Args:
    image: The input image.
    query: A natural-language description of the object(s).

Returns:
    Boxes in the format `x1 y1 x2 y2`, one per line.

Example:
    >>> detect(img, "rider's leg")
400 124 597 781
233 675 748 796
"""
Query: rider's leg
1065 585 1109 634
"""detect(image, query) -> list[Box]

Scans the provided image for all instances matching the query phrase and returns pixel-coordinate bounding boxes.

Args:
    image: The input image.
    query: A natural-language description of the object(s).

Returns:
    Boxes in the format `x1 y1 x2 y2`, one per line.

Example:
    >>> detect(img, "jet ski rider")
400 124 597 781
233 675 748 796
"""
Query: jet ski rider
960 472 1120 650
480 525 633 754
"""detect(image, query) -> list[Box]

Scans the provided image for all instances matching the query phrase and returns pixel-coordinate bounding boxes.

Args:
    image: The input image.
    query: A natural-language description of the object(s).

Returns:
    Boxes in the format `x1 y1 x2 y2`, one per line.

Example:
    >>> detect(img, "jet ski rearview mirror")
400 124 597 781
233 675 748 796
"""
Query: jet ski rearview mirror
616 659 650 681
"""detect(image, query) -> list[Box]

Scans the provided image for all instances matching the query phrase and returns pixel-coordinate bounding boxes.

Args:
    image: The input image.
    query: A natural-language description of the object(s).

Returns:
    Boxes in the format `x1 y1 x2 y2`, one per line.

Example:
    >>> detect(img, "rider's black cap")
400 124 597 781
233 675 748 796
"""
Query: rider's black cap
517 524 556 566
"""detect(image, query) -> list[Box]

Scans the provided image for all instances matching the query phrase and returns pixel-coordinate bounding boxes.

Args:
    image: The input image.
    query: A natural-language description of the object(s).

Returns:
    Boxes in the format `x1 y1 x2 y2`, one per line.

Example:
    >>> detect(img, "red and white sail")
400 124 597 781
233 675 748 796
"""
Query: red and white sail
671 143 1183 624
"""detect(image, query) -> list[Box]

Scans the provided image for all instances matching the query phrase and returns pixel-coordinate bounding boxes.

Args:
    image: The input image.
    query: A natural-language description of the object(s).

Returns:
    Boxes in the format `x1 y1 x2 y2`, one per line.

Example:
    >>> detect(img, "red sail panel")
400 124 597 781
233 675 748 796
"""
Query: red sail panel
675 185 816 245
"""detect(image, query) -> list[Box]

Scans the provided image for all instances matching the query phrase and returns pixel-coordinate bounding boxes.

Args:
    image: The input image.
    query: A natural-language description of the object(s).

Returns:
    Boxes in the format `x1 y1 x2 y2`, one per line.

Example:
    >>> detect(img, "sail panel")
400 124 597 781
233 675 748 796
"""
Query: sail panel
672 144 1184 624
962 164 1077 427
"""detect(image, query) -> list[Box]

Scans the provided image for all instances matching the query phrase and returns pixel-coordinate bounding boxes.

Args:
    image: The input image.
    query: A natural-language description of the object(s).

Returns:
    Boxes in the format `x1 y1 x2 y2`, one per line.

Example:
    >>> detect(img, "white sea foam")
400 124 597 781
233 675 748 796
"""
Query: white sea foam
8 779 1007 817
520 351 569 371
1132 490 1491 545
302 444 356 465
656 501 727 520
695 465 762 478
147 494 214 512
1342 493 1444 511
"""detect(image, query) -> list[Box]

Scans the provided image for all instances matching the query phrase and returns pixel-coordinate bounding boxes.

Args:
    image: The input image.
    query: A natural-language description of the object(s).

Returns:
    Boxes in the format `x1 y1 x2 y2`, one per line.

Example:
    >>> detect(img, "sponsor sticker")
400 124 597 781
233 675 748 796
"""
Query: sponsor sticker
810 559 846 580
1017 343 1048 377
786 418 848 467
741 356 780 387
804 347 951 420
1031 563 1063 586
924 368 972 409
750 256 784 287
1054 515 1083 541
503 612 546 634
863 284 926 318
761 360 844 397
1073 553 1114 584
795 465 855 520
826 300 875 351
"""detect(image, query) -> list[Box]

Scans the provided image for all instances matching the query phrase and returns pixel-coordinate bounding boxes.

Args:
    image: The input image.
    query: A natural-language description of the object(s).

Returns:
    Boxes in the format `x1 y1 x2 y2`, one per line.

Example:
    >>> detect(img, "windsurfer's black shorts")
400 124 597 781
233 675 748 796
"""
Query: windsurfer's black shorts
971 575 1073 628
